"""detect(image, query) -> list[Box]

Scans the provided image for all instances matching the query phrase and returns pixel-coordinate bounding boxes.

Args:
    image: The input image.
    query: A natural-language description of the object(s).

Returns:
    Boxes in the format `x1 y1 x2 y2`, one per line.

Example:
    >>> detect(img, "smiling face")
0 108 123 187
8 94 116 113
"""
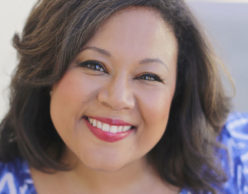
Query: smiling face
50 7 178 171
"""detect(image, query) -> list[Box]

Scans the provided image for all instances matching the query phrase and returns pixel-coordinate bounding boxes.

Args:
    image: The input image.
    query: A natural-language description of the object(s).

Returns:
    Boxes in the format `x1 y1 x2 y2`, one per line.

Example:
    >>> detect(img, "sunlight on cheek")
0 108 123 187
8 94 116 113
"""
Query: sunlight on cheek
139 87 173 125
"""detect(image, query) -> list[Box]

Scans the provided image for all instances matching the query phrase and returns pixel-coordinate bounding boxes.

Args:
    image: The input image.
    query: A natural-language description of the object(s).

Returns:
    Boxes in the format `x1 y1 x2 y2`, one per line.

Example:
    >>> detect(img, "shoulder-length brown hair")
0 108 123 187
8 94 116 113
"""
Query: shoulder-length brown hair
0 0 230 193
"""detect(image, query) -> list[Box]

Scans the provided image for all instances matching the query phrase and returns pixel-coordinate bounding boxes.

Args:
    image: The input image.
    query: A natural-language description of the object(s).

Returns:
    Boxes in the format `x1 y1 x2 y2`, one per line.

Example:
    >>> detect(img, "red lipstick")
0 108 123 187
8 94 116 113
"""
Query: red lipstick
84 117 134 143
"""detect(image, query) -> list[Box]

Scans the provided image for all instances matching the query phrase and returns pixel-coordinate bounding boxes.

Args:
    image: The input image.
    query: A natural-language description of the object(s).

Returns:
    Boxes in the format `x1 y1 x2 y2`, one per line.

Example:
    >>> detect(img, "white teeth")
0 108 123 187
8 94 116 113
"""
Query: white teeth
97 121 102 129
117 126 123 132
123 126 131 131
102 123 110 132
89 118 94 125
87 117 133 134
93 119 97 127
110 126 118 133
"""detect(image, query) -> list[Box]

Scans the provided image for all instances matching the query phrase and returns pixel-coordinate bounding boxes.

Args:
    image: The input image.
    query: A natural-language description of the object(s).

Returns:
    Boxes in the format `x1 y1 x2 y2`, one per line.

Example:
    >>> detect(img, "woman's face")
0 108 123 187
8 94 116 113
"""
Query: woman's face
50 7 178 171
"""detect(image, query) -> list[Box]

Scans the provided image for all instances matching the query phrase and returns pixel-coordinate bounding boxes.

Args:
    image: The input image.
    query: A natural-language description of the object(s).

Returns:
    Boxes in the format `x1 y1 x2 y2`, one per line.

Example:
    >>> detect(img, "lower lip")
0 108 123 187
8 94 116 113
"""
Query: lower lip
84 118 134 143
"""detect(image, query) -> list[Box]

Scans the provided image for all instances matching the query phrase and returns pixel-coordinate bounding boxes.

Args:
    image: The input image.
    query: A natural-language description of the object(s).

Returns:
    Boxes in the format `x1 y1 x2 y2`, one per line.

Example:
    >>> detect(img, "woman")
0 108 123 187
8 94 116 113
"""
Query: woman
0 0 247 193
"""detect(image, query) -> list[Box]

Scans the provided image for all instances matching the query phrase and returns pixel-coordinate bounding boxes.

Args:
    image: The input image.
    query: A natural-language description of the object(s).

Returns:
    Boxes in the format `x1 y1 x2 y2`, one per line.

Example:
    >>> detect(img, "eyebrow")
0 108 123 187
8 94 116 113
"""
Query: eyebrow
81 46 168 70
81 46 111 57
139 58 168 71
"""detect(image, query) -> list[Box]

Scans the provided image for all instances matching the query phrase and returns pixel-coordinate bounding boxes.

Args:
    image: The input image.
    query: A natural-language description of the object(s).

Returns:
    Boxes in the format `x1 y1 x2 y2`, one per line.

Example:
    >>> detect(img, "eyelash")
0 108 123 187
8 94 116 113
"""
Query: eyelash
136 73 163 83
78 60 107 73
78 60 163 83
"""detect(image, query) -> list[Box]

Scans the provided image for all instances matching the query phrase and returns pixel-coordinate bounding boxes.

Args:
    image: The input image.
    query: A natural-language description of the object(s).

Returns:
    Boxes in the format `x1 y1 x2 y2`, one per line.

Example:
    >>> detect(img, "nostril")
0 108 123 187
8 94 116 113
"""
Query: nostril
96 81 135 111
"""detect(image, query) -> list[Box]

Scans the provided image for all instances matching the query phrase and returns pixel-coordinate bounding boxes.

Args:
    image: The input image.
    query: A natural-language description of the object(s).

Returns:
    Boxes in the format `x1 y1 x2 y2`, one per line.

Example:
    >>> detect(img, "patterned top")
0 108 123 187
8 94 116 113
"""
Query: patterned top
0 113 248 194
0 159 35 194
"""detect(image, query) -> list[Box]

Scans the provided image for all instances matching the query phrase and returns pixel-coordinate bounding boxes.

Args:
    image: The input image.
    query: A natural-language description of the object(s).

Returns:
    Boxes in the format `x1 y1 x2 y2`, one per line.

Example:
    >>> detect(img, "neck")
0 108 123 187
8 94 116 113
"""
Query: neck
30 149 180 194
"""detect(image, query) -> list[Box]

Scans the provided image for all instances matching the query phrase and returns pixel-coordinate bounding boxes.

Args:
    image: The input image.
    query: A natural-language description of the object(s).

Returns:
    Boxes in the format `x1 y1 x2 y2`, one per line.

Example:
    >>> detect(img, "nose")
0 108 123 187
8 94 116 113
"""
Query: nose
97 75 135 111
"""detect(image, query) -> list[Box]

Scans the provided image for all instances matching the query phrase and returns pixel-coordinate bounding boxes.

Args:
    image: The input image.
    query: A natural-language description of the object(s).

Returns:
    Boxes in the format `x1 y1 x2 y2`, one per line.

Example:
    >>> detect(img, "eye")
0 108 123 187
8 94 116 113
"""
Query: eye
136 73 164 83
78 60 107 73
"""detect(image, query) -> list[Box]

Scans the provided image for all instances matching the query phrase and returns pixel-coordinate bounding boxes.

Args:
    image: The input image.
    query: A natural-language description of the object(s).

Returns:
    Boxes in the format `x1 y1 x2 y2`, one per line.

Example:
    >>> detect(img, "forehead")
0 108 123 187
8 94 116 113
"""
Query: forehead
84 7 178 63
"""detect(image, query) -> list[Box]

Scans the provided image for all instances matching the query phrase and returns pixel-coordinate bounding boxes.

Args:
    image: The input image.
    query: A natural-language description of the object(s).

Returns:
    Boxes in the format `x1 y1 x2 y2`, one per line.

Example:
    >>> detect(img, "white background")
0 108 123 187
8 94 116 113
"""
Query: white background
0 0 36 119
0 0 248 120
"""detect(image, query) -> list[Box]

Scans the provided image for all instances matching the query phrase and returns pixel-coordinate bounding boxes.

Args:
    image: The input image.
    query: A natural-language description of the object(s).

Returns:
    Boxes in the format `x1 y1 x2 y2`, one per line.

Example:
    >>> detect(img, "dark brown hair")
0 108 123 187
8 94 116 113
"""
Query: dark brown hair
0 0 230 193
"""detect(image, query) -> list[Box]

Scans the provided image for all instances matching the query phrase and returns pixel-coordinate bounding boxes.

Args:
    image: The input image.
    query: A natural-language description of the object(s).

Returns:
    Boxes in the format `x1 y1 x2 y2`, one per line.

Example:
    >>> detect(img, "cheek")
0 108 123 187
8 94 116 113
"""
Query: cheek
135 87 175 148
51 75 80 124
50 70 98 132
140 87 174 125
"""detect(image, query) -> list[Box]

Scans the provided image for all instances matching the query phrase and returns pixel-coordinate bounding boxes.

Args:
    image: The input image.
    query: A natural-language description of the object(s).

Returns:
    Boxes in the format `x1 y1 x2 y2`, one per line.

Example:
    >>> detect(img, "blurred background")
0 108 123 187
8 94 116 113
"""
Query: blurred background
0 0 247 120
188 0 248 113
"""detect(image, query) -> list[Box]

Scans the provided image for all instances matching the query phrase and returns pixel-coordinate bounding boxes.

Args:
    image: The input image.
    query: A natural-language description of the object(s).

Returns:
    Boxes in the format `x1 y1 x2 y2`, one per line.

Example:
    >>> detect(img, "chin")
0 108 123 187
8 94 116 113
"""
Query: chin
79 154 131 172
85 159 127 172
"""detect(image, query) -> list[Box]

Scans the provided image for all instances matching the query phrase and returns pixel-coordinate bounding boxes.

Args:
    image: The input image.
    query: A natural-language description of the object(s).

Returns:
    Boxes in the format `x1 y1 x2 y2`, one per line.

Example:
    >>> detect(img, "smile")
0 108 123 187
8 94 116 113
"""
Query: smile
89 118 132 133
84 116 135 142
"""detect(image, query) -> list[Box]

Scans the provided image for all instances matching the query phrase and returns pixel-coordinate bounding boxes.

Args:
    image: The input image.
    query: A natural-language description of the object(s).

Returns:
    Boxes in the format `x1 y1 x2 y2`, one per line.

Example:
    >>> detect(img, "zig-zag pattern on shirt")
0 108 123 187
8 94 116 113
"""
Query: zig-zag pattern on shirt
0 159 35 194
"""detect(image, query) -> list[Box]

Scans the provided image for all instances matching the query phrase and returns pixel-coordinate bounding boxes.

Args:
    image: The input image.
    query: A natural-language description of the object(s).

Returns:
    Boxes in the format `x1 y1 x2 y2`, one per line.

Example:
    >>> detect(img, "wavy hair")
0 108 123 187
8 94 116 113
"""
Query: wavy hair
0 0 230 193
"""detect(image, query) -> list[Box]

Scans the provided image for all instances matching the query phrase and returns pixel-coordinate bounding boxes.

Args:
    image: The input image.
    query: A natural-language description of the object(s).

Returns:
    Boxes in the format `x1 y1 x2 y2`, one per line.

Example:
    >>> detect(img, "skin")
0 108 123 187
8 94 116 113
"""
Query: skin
31 7 179 194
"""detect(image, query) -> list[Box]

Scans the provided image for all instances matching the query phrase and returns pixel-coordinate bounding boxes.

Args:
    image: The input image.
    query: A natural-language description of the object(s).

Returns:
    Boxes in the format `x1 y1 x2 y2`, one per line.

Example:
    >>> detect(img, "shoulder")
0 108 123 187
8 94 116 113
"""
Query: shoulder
180 113 248 194
219 112 248 193
221 112 248 156
0 158 36 194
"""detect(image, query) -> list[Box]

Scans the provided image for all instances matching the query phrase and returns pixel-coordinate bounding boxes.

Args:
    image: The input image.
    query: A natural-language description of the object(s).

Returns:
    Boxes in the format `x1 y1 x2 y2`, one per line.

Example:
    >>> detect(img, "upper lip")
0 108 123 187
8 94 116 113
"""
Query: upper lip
86 116 134 126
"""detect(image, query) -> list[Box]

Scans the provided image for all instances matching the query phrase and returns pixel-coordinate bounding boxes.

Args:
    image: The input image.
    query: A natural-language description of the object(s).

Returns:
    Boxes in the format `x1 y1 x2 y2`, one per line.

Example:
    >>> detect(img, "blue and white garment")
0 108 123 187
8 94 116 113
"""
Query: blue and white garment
0 113 248 194
0 158 35 194
181 112 248 194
